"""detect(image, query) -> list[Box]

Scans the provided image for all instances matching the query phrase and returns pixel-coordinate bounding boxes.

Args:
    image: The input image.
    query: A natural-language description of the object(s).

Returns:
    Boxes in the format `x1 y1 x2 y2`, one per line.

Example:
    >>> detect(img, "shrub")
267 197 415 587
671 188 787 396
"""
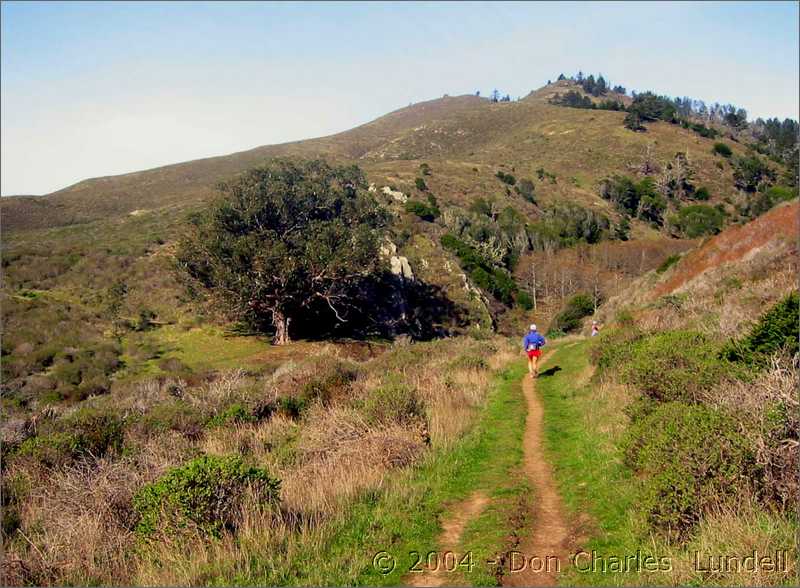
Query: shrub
495 170 516 185
656 254 681 274
515 178 536 204
516 290 534 310
449 353 488 371
624 111 645 131
207 403 256 428
746 185 797 218
415 177 428 191
15 408 124 467
668 204 726 238
548 293 594 334
589 324 642 372
405 200 439 222
362 380 423 425
301 362 358 405
133 455 280 539
621 331 729 403
136 401 208 439
733 155 776 193
623 402 755 537
419 163 431 176
692 186 710 201
712 142 733 158
440 234 518 305
722 292 799 366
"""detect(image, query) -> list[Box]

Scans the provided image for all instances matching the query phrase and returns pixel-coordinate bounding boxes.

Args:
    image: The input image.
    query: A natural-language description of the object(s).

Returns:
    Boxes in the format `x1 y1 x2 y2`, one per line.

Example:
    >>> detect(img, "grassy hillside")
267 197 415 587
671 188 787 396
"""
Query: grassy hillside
1 81 769 232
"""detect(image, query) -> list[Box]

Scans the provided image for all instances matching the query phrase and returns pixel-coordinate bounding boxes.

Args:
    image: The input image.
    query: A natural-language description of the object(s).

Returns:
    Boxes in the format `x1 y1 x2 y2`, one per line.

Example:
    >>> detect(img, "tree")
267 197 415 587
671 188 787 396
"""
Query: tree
733 155 775 192
177 159 388 344
491 89 500 103
624 111 645 131
557 73 566 81
668 204 725 237
596 75 608 95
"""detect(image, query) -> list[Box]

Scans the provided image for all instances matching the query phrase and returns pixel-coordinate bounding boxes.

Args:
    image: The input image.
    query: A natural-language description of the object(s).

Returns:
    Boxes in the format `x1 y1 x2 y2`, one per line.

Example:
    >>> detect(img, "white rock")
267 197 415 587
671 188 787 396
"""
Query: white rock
381 186 408 203
390 256 414 280
368 183 377 193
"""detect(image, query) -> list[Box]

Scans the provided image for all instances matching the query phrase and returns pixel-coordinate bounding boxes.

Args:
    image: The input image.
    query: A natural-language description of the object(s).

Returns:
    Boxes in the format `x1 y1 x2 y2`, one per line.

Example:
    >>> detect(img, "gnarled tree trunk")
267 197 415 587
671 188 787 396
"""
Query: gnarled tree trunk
273 310 291 345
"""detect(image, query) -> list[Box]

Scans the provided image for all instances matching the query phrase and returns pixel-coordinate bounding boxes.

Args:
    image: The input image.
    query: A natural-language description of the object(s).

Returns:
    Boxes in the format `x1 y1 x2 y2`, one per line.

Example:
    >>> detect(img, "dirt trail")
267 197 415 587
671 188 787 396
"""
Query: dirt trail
405 355 573 587
405 491 489 587
502 363 571 587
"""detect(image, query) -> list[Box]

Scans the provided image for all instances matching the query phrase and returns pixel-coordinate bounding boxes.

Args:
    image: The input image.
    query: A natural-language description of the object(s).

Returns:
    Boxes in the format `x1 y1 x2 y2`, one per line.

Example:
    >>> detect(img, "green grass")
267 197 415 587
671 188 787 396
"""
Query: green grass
213 360 529 586
536 340 667 586
119 325 272 378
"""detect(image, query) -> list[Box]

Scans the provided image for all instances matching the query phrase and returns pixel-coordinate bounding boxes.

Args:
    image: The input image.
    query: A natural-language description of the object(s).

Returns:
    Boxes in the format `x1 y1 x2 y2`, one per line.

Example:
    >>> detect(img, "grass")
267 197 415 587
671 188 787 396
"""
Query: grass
536 339 798 587
118 325 273 378
186 358 529 586
536 340 655 585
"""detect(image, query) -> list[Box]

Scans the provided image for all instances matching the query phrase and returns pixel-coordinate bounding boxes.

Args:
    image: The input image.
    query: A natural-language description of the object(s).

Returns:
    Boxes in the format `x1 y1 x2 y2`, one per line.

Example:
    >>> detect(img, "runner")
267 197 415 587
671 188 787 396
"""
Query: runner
522 324 546 378
591 320 601 337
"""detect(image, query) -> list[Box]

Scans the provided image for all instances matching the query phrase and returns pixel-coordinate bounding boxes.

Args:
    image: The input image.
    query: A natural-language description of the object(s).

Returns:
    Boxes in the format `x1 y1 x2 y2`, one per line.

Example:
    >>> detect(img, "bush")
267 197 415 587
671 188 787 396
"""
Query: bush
656 254 681 274
135 400 208 439
15 408 124 467
362 380 423 425
549 293 594 334
623 111 645 131
516 290 534 310
712 142 733 158
621 331 730 403
301 362 358 405
692 186 710 201
746 185 797 218
440 233 518 305
515 178 536 204
405 199 439 222
415 177 428 191
623 402 755 537
733 155 776 193
207 403 256 428
668 204 726 237
133 455 280 539
722 292 799 366
495 170 516 185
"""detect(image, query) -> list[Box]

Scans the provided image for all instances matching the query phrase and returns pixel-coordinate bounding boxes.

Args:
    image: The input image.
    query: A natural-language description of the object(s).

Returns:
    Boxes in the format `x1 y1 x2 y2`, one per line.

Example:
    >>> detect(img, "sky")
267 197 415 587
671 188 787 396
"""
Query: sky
2 1 798 196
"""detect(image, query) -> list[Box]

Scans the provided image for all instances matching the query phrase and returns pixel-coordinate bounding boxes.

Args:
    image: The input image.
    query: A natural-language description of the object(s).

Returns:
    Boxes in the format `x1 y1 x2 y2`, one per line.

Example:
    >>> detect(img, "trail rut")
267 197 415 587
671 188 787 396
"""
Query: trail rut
405 491 489 587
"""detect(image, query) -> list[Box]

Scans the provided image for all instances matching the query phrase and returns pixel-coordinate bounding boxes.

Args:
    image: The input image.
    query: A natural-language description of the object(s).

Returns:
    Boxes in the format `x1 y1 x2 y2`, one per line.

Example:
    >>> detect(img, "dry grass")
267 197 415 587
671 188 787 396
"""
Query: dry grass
2 335 516 586
703 354 799 508
663 497 797 586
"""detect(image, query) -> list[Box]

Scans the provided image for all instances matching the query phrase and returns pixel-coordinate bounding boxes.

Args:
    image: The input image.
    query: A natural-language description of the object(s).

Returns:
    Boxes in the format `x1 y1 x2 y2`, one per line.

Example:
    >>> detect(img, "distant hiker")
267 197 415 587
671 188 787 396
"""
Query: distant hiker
522 324 546 378
591 320 601 337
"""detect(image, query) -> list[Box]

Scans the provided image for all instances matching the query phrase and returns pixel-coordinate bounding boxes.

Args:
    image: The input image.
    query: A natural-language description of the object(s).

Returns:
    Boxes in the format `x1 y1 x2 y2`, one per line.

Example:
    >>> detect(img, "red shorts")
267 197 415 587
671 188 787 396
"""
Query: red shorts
527 349 541 359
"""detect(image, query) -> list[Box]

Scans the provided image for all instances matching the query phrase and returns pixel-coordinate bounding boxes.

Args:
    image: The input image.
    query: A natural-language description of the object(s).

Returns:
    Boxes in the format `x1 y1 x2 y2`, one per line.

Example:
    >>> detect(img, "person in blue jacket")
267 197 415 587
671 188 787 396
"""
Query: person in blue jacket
522 324 546 378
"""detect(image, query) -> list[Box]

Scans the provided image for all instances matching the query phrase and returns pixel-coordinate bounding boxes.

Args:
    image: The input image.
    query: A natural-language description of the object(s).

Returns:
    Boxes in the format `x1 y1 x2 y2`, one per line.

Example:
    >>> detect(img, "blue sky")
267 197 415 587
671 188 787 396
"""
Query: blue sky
2 1 798 196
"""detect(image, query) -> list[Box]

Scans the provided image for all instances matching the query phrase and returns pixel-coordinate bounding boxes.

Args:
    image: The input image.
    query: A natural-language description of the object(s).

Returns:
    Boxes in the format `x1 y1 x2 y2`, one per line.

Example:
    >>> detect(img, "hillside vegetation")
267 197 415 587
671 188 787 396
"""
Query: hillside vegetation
1 73 798 587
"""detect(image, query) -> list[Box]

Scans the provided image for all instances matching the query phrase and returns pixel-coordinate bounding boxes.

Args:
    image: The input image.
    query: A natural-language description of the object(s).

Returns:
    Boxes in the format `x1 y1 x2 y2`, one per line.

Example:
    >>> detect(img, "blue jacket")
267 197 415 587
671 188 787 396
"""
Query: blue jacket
522 332 546 351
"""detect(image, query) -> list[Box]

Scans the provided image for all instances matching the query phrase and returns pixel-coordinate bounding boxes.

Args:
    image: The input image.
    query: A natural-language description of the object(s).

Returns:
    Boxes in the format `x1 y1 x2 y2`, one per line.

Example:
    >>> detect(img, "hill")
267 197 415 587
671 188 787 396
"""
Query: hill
1 81 770 232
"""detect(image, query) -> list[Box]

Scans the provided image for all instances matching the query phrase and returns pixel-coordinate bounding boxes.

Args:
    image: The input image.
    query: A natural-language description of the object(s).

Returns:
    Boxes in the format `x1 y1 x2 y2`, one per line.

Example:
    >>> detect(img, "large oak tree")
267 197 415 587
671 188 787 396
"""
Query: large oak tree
178 159 387 344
